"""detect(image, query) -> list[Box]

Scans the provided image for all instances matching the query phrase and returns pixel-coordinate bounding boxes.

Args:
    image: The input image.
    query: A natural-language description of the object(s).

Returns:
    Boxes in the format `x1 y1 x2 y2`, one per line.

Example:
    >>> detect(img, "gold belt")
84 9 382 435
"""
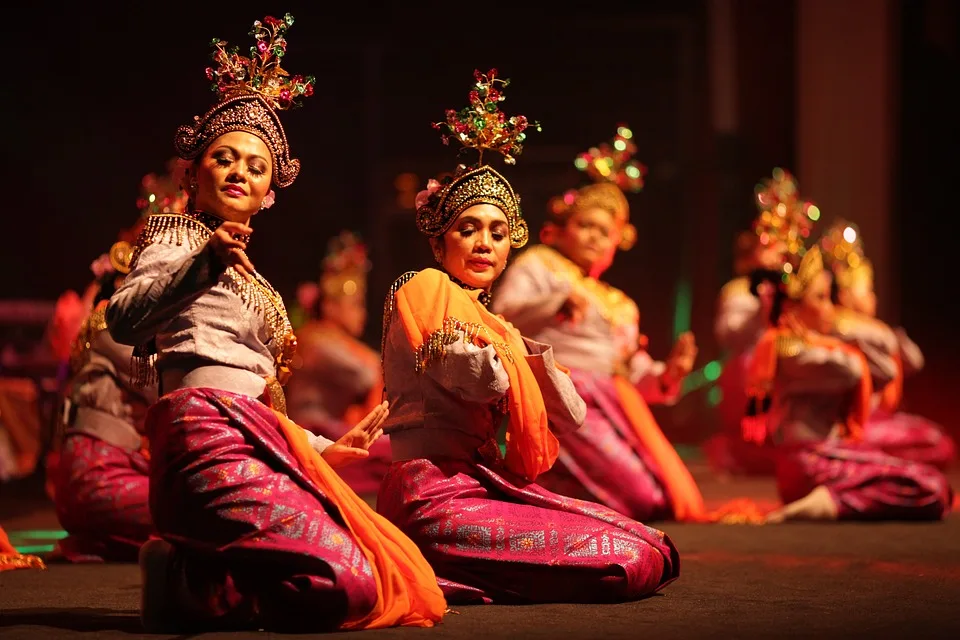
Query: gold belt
263 375 288 416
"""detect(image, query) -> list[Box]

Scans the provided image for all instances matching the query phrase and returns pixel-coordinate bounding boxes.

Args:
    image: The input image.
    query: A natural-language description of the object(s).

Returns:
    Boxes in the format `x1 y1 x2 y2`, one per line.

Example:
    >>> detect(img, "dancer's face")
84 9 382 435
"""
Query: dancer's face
190 131 273 223
839 283 877 318
796 271 836 334
549 207 617 273
432 204 511 290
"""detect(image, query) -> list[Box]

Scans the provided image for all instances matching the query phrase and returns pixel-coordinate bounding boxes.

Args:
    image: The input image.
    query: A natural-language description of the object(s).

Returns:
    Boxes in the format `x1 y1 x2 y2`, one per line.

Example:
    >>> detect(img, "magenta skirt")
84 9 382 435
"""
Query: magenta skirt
776 440 953 520
145 387 377 631
376 454 679 605
865 409 955 470
51 432 152 562
535 369 673 521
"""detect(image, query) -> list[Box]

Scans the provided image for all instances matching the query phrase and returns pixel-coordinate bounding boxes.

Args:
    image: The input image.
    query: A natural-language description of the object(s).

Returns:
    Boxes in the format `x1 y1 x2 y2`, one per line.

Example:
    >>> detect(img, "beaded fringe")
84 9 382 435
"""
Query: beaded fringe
415 317 515 374
127 213 290 388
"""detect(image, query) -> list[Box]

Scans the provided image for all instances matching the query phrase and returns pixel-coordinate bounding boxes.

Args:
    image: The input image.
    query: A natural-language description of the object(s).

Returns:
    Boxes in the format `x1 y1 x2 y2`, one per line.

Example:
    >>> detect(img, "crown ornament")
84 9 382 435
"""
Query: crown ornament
416 69 539 248
173 13 314 188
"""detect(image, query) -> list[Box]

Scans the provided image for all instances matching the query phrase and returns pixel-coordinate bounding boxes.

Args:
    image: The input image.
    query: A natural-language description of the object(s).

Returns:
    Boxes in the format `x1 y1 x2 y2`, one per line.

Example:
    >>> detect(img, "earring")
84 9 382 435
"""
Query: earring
433 250 442 264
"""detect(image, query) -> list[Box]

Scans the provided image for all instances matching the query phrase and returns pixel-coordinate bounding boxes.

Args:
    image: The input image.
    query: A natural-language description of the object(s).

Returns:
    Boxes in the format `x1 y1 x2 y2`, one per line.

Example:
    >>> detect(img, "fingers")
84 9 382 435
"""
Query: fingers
220 221 254 236
341 447 370 459
233 263 253 283
231 248 256 275
355 402 388 432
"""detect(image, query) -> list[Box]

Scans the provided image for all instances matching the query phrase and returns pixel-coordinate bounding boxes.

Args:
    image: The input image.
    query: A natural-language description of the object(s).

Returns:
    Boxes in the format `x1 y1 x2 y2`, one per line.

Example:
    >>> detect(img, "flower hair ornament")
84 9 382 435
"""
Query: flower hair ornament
320 231 370 298
818 220 873 292
547 125 646 251
174 13 315 188
415 69 541 248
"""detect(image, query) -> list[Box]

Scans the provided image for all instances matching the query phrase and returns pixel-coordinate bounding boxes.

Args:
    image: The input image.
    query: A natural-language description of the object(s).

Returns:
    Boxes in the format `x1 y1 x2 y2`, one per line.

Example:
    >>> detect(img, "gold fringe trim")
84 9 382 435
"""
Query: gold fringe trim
70 301 109 374
381 271 419 360
776 334 804 358
517 245 639 328
0 552 46 571
415 317 515 374
127 213 293 388
130 213 213 270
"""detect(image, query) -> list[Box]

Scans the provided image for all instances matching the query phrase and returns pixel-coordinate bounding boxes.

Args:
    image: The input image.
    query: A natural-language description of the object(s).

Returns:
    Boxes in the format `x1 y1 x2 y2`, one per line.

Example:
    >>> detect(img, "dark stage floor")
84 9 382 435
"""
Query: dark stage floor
2 468 959 639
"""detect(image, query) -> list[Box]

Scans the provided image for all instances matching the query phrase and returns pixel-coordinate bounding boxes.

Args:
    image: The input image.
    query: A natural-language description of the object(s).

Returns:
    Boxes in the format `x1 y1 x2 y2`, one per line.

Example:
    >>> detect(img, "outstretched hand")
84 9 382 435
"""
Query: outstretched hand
321 401 388 469
665 331 698 381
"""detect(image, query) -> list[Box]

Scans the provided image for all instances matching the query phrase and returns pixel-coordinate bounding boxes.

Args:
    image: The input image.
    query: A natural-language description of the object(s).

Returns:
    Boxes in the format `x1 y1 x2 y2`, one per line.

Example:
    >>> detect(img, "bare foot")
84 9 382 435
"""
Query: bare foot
765 485 839 523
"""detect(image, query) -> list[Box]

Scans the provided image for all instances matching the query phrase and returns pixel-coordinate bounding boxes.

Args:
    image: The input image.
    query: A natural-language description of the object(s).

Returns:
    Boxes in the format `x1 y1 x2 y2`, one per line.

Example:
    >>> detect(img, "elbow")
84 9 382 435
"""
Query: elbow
104 297 150 347
104 299 135 345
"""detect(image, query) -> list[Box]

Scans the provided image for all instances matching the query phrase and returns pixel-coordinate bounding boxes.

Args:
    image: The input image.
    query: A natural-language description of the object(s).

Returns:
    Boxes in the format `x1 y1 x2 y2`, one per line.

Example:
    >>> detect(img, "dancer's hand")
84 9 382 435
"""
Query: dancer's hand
321 401 388 468
558 289 590 325
665 331 698 382
208 222 255 282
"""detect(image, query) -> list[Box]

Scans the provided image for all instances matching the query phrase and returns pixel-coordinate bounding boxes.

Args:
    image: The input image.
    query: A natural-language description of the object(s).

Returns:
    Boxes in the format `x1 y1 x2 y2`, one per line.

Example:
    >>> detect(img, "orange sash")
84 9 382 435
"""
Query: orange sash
0 525 46 572
273 411 445 629
745 328 872 443
612 376 706 521
878 350 903 414
393 269 559 482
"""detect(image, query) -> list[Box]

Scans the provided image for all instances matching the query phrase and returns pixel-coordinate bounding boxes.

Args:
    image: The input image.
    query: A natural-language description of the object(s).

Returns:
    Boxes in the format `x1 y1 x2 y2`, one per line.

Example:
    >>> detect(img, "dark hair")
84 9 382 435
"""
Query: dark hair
828 271 841 305
749 268 787 326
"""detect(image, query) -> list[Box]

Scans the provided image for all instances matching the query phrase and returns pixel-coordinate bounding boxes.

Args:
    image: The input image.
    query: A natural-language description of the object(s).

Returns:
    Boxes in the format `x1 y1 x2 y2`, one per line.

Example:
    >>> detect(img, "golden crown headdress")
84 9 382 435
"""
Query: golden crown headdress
173 14 314 188
818 220 873 291
137 158 189 218
751 168 821 260
782 244 825 300
548 125 646 251
415 69 540 248
320 231 370 298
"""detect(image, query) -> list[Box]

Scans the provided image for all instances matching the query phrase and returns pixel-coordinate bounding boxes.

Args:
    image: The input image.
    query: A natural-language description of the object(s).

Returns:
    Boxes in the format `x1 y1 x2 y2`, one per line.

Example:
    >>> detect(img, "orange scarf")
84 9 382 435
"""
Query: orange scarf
273 411 445 629
393 269 559 482
0 525 46 572
611 376 706 521
745 328 872 443
878 350 903 414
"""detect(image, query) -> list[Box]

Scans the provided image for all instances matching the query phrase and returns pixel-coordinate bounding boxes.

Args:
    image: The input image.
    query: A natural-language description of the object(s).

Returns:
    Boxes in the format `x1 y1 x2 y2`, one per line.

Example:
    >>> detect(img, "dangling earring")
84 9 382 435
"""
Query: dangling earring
433 250 443 264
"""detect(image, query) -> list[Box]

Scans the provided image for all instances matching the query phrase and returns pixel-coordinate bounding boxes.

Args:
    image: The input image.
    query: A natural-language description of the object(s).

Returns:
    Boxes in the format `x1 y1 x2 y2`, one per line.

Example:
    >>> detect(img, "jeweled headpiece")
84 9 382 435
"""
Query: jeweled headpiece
751 168 820 260
818 220 873 291
548 125 646 251
173 13 315 188
782 244 824 300
415 69 540 248
320 231 370 299
137 158 189 218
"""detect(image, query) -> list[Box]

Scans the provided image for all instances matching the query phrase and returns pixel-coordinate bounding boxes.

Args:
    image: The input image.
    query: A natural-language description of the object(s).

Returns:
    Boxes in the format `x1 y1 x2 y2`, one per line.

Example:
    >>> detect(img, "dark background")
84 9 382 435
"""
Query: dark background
4 0 957 443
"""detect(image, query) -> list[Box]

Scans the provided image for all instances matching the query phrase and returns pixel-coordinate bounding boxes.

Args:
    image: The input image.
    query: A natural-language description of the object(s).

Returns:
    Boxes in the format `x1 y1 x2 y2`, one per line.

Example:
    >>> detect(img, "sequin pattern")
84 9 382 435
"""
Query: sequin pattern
146 387 378 626
51 432 152 562
376 455 678 604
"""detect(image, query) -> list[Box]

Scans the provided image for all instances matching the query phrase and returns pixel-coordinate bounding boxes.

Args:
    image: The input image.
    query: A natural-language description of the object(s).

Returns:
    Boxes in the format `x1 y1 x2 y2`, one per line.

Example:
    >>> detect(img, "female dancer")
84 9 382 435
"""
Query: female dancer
819 220 955 469
377 71 679 605
744 242 952 521
106 14 443 632
286 231 391 494
709 169 815 475
492 127 703 522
